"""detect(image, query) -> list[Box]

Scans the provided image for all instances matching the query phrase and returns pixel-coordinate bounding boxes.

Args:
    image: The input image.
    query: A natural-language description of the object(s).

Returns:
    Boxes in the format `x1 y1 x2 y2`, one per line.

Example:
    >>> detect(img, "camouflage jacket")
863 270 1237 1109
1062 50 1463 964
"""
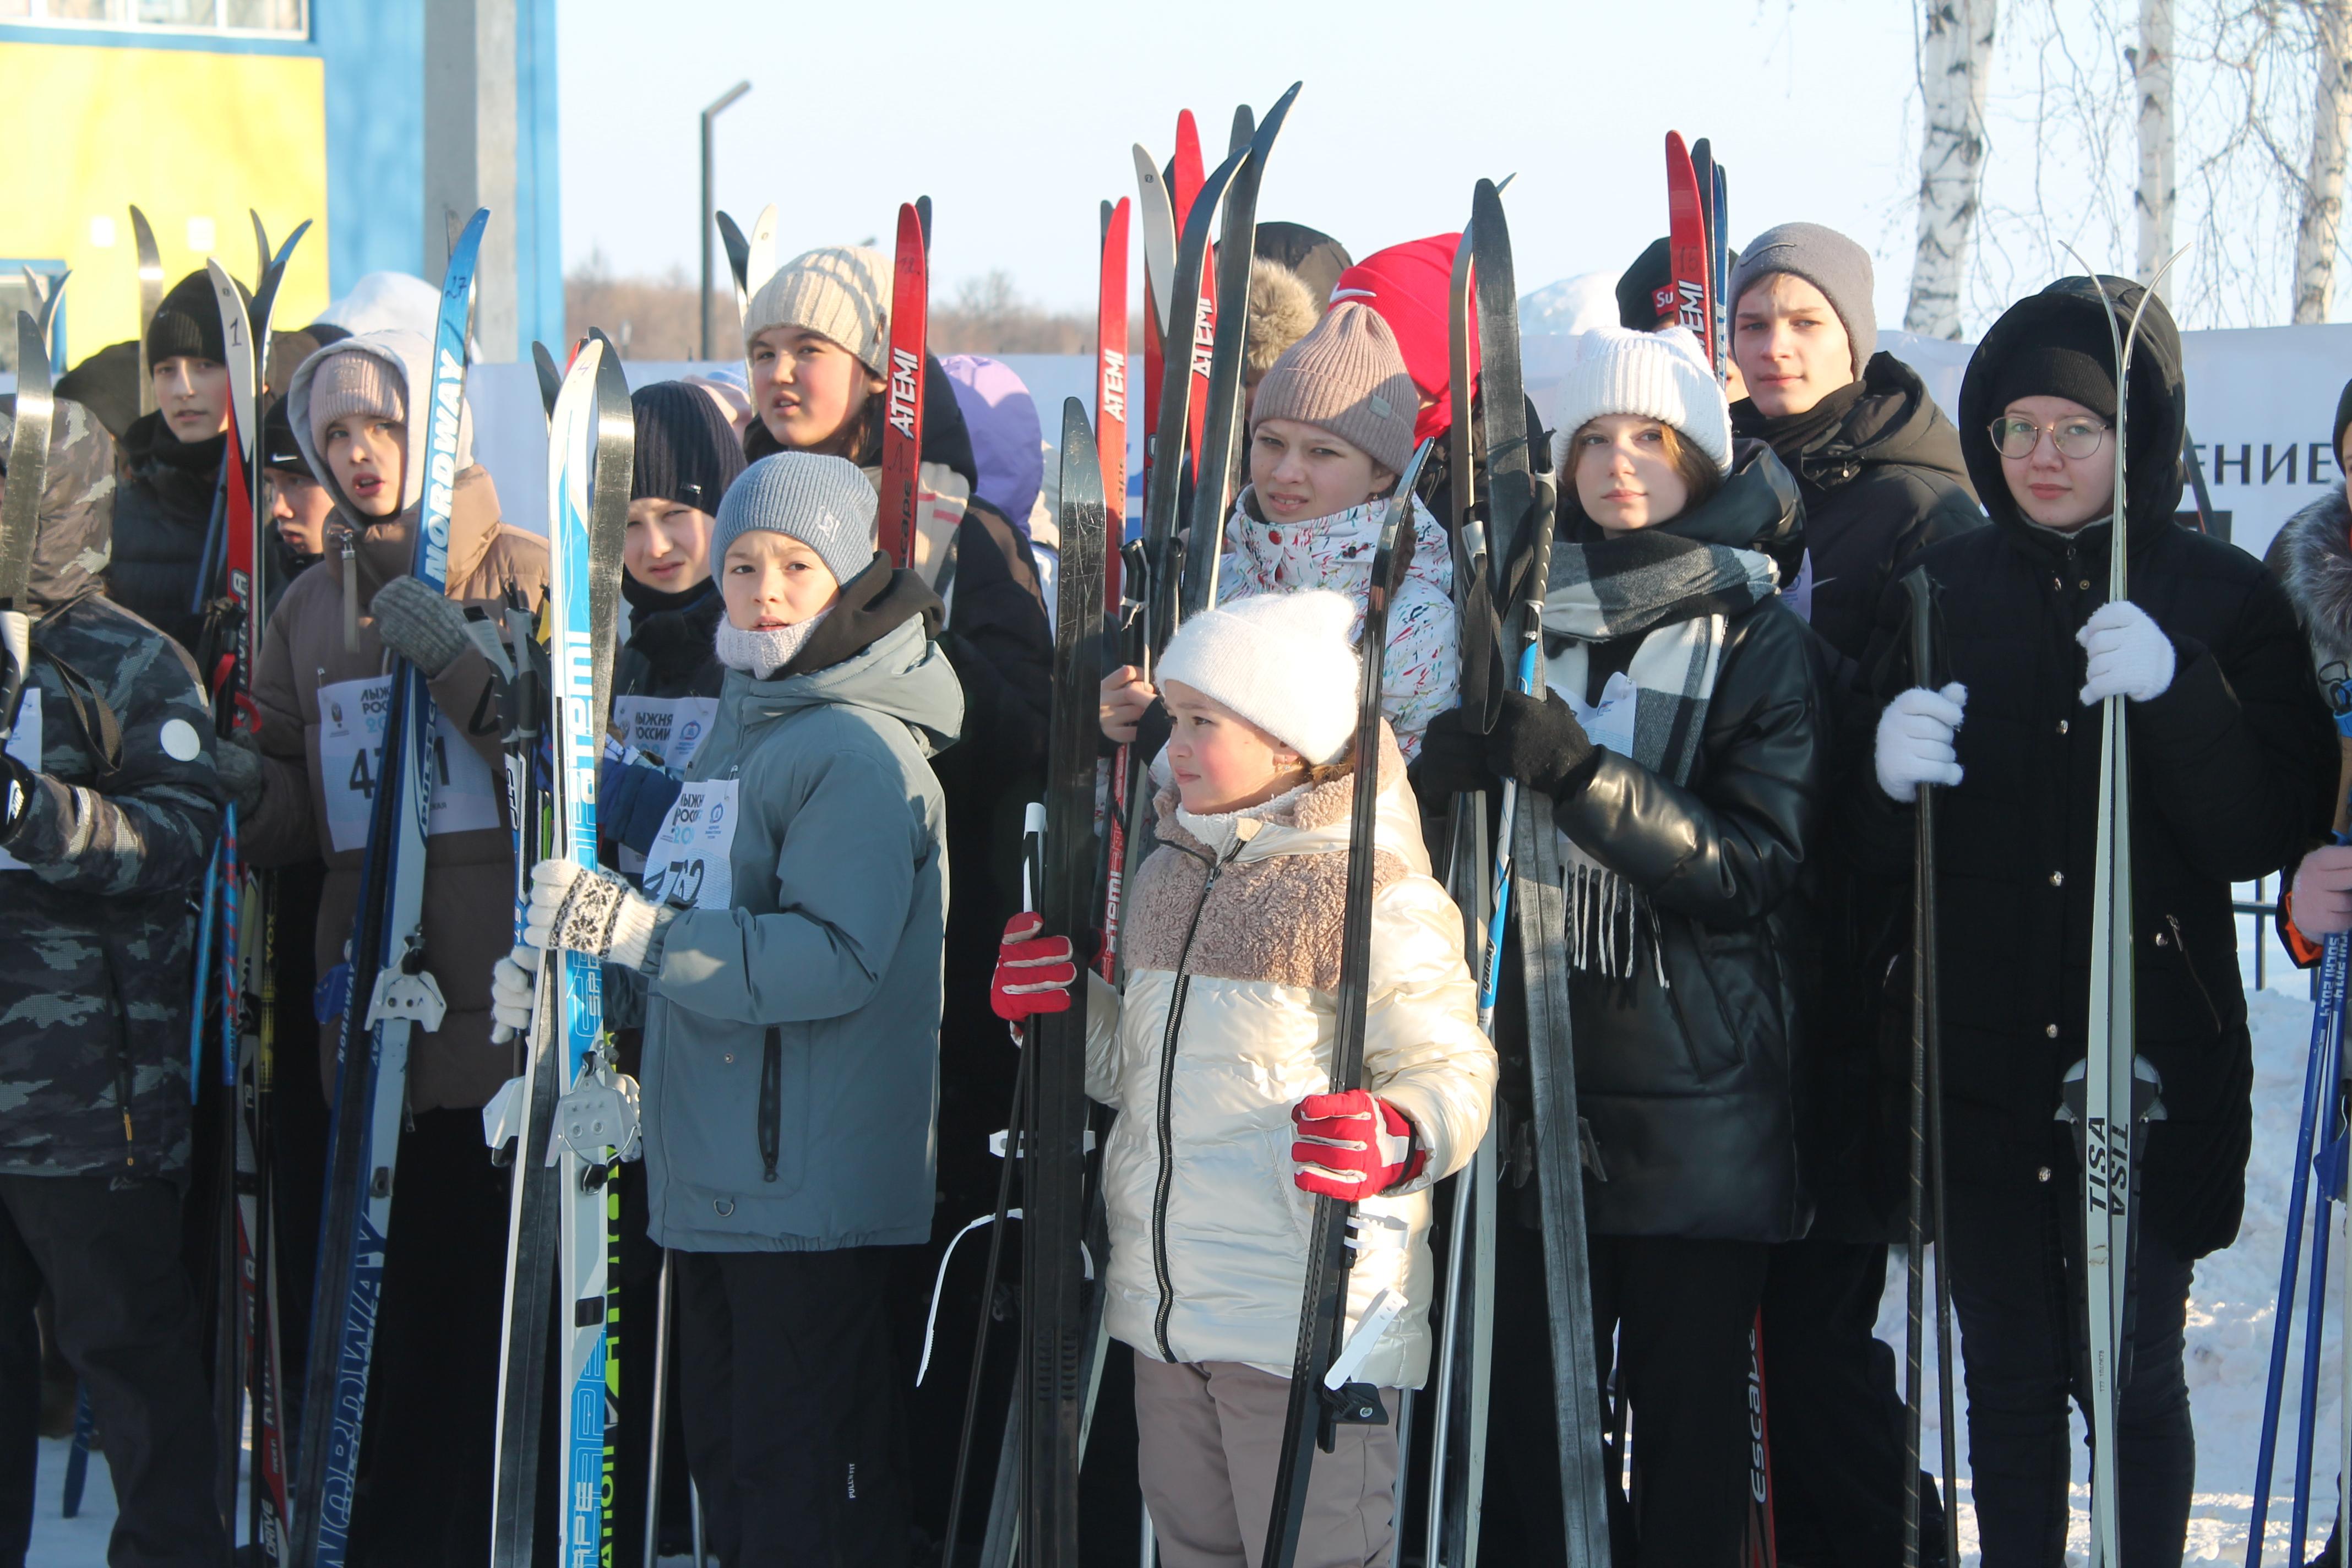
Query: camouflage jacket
0 395 222 1176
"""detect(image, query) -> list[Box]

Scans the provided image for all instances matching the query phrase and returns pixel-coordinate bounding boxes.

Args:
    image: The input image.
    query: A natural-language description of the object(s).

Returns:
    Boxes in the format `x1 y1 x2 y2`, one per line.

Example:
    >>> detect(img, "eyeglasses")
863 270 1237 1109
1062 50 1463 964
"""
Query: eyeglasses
1988 415 2111 461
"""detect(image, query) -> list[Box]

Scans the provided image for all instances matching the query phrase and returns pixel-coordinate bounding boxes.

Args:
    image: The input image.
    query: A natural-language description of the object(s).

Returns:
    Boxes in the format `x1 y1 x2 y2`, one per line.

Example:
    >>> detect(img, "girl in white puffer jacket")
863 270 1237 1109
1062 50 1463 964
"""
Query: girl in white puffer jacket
995 590 1492 1568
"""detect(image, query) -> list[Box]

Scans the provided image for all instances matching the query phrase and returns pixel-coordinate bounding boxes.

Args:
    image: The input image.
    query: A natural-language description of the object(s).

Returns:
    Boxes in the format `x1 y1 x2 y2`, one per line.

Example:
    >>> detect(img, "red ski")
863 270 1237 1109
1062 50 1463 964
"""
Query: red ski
1172 111 1213 483
1096 196 1131 980
1661 132 1712 346
880 202 928 568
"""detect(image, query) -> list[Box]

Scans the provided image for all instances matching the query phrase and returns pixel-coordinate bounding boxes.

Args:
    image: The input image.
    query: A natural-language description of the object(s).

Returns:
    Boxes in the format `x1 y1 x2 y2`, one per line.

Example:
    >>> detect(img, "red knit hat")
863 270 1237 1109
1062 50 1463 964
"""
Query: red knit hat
1328 234 1480 444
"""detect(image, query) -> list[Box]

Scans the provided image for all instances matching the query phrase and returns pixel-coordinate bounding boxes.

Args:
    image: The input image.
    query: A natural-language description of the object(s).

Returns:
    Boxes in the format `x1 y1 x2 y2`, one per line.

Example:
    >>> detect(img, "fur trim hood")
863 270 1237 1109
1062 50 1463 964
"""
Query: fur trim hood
2274 485 2352 677
1245 258 1321 385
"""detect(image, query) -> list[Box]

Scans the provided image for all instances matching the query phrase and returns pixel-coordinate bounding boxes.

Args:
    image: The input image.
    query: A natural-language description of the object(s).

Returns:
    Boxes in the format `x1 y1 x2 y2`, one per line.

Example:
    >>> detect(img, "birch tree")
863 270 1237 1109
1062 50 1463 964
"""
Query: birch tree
2133 0 2176 281
1907 0 2001 336
2293 0 2352 322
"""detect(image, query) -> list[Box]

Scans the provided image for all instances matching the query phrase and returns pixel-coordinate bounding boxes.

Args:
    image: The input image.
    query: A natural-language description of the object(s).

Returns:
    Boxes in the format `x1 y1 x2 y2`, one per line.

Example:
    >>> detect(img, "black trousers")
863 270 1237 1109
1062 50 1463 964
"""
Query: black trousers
678 1245 911 1568
1761 1237 1948 1566
1943 1167 2195 1567
346 1108 510 1566
0 1172 226 1568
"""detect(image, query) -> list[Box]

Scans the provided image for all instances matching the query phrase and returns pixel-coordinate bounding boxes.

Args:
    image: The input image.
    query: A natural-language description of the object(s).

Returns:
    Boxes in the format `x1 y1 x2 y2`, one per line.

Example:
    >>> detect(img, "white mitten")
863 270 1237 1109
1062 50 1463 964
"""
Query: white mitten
1874 683 1968 802
2077 601 2176 705
489 945 541 1043
521 857 660 971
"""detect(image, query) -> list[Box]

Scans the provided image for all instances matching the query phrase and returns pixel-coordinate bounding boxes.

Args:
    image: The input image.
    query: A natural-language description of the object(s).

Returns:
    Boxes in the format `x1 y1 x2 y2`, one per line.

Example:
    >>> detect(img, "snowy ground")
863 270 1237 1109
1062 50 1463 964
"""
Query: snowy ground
21 902 2345 1566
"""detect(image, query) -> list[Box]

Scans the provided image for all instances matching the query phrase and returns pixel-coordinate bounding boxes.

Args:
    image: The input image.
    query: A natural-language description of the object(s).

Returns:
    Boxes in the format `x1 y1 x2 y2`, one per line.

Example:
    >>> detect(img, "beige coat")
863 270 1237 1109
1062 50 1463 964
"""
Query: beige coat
243 330 549 1112
1086 728 1493 1387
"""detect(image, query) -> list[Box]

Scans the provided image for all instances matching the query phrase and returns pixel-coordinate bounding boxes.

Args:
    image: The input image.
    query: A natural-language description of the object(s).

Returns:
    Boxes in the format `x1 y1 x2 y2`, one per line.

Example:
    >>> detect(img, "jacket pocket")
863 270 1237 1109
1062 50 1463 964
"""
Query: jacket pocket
1683 925 1778 1083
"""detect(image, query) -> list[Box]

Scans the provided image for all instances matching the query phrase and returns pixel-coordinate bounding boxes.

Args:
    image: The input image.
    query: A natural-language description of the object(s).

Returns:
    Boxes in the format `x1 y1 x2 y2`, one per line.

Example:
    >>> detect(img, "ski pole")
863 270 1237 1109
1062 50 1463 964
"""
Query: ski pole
644 1249 673 1568
2296 1014 2348 1558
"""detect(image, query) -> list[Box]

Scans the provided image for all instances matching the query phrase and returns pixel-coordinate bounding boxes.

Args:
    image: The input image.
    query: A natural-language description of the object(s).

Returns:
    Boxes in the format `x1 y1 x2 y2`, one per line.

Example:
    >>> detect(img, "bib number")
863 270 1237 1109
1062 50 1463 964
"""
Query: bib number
316 675 501 854
611 695 720 771
640 778 739 912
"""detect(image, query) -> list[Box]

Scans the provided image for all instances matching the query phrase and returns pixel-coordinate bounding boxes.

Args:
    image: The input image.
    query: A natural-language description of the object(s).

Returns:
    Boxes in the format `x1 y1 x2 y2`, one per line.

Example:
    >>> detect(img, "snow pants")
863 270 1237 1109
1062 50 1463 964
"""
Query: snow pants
0 1171 225 1568
677 1244 911 1567
1129 1354 1401 1568
1943 1164 2195 1567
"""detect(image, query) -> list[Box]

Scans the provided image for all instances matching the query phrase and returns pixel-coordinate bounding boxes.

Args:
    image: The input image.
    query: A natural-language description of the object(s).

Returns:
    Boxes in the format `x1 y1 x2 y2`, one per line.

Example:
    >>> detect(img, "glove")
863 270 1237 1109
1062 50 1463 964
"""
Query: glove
1874 683 1968 801
2294 845 2352 939
1487 688 1596 797
600 754 684 857
489 945 541 1042
1408 705 1495 799
371 575 472 679
991 913 1077 1021
2077 601 2175 706
1291 1089 1426 1201
216 728 266 815
522 857 661 972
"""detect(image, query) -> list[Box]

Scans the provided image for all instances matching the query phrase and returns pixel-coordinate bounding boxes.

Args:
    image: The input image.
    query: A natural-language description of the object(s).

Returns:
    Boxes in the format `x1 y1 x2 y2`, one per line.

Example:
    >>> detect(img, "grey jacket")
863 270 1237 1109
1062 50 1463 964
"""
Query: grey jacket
638 571 963 1252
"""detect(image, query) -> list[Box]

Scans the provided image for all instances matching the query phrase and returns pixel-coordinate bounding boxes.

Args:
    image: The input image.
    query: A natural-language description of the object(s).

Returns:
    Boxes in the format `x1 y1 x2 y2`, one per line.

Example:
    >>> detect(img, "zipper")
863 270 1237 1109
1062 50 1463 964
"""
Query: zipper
338 532 360 654
2160 913 2226 1033
1149 833 1247 1363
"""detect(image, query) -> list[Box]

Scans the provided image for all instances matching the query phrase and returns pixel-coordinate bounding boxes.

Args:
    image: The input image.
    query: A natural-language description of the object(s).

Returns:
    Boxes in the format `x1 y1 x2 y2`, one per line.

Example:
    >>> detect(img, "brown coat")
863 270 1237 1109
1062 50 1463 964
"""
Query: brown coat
243 464 547 1111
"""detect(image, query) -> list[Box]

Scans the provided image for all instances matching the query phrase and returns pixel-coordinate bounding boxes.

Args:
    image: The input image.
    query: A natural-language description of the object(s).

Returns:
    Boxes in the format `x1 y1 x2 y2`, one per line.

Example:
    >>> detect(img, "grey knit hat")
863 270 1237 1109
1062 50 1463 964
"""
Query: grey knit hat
743 246 892 374
710 451 878 588
1728 223 1877 379
305 349 407 450
1249 302 1418 475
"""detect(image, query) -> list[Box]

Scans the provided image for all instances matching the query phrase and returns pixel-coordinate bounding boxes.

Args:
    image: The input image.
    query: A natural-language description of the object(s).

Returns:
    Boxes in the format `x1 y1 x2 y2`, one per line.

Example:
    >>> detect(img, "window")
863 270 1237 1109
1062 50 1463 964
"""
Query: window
0 0 305 36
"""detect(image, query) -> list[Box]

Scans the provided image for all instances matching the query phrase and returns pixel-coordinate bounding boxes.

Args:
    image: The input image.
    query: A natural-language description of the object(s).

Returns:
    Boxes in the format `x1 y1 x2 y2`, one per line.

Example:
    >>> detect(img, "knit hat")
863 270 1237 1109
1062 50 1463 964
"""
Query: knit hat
1727 224 1877 378
147 269 241 366
1250 304 1419 476
710 451 878 589
1551 325 1733 473
260 396 310 476
1984 307 2120 422
1157 589 1363 766
305 349 407 450
1329 236 1474 444
631 380 747 513
2331 377 2352 464
743 246 892 374
1245 259 1320 386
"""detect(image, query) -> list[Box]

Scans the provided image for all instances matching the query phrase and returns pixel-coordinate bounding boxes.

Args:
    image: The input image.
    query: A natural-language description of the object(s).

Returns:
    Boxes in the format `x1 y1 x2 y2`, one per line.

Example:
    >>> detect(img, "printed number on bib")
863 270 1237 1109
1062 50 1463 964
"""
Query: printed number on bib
640 778 738 912
315 676 502 853
0 696 43 873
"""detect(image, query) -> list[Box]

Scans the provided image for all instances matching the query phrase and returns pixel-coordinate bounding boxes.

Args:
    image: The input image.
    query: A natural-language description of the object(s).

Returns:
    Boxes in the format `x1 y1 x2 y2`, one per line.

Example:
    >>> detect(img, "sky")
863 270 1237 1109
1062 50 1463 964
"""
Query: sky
559 0 1947 330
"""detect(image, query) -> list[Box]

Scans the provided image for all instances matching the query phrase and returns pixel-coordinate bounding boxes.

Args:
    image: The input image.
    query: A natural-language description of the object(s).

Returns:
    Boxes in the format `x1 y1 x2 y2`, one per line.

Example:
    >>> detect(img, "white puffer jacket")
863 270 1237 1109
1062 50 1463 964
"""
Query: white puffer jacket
1084 726 1494 1387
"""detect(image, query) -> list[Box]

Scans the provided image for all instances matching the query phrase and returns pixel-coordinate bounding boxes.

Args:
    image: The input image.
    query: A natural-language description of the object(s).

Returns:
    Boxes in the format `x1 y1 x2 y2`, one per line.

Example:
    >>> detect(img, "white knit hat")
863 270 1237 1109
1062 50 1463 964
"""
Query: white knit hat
1550 325 1732 473
1156 590 1362 766
744 246 892 373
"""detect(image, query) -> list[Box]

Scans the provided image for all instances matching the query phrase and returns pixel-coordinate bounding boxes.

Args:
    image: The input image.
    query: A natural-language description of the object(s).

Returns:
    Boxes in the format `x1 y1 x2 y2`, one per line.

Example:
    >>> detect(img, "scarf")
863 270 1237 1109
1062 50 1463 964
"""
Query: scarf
1540 528 1779 979
1734 380 1866 473
623 570 717 619
714 608 831 678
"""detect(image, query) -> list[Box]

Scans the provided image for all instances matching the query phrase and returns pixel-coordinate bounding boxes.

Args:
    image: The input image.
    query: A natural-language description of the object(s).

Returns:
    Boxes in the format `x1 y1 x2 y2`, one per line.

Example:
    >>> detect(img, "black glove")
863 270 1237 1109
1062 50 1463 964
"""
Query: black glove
1490 688 1598 798
1408 706 1497 799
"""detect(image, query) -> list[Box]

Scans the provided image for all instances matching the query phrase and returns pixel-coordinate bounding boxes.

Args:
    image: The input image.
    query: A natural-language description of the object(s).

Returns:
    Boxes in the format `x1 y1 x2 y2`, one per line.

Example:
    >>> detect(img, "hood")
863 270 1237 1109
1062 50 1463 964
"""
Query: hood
724 587 964 761
1957 275 2186 547
286 328 475 523
0 395 117 612
2273 486 2352 677
743 350 979 492
939 354 1042 531
1559 437 1807 586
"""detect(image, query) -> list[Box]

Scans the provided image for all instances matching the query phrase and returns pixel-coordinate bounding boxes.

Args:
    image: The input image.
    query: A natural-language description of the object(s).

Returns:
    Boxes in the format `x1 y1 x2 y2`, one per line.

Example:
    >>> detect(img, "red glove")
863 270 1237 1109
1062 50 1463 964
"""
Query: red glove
990 914 1077 1021
1291 1090 1425 1201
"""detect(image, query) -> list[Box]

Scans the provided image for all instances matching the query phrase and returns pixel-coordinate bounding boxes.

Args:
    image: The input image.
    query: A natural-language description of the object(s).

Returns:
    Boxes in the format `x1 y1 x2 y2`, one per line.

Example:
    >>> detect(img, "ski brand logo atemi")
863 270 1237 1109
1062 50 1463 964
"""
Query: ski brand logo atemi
1676 281 1707 338
1190 301 1215 380
888 348 921 440
1101 349 1126 424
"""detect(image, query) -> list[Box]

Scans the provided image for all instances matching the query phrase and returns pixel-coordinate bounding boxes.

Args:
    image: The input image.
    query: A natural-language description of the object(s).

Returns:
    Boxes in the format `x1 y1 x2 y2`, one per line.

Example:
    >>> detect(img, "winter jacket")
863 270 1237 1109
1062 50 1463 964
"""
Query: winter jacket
634 565 963 1253
1855 275 2339 1260
106 409 222 657
1086 726 1494 1386
0 394 221 1176
1535 443 1828 1243
1219 489 1460 759
241 329 549 1115
2271 485 2352 689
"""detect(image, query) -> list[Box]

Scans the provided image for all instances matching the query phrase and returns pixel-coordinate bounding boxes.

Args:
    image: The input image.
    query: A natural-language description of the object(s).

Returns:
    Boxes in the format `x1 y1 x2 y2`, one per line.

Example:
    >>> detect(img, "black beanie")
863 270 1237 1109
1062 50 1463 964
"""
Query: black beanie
1986 309 2120 422
147 268 244 367
630 382 747 513
260 395 309 476
2333 377 2352 463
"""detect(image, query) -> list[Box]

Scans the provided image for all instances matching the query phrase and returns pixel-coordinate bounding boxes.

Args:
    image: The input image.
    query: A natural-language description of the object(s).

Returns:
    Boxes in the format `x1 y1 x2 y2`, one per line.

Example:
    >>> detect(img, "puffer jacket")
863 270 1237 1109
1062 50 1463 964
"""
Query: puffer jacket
1855 275 2338 1259
635 565 963 1253
1086 726 1494 1387
1219 489 1460 758
241 329 549 1113
106 410 222 657
1535 443 1830 1243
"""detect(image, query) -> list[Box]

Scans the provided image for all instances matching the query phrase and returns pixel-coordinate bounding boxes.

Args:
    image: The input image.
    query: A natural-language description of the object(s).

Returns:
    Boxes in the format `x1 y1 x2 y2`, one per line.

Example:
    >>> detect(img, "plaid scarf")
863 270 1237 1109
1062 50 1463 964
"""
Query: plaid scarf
1540 529 1779 979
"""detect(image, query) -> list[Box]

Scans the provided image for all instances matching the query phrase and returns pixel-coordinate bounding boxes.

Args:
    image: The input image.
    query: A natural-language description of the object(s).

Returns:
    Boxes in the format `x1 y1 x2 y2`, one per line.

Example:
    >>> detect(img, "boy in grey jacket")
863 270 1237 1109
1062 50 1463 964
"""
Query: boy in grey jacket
499 452 962 1568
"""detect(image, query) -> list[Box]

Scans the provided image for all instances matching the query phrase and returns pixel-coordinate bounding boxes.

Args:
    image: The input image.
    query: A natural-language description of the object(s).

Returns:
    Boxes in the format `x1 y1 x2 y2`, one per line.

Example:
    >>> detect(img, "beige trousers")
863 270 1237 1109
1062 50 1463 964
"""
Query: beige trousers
1130 1354 1400 1568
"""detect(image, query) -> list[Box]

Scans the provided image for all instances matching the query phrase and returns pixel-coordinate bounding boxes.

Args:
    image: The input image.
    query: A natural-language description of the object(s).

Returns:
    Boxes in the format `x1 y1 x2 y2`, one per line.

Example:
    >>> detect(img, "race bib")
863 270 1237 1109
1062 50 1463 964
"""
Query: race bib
315 676 502 854
0 695 42 873
611 695 720 771
640 778 739 911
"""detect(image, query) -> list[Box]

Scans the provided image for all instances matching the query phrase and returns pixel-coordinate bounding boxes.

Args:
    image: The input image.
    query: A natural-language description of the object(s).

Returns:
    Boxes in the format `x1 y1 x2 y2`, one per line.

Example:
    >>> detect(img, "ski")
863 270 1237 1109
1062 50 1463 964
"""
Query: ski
1097 195 1134 982
1132 145 1176 512
1260 435 1433 1568
1661 134 1711 346
1171 112 1213 484
1021 396 1107 1568
880 202 928 569
1177 82 1303 622
286 205 487 1568
130 204 162 416
0 309 52 734
1689 138 1723 375
1711 157 1732 375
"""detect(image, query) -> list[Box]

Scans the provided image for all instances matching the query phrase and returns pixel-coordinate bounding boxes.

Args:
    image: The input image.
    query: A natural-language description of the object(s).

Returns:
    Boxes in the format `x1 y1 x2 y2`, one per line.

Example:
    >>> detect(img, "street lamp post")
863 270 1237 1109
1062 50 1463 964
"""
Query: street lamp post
700 80 753 360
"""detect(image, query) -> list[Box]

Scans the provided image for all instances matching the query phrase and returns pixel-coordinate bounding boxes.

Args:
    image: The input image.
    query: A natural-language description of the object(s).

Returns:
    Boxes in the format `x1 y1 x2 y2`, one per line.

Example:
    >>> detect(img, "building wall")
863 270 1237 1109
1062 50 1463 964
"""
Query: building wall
0 0 556 368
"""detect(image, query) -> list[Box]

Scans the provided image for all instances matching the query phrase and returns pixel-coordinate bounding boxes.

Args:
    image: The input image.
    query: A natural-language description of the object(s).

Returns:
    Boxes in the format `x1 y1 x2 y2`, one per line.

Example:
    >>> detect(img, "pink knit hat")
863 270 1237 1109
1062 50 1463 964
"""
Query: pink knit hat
1249 303 1419 475
306 349 407 450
